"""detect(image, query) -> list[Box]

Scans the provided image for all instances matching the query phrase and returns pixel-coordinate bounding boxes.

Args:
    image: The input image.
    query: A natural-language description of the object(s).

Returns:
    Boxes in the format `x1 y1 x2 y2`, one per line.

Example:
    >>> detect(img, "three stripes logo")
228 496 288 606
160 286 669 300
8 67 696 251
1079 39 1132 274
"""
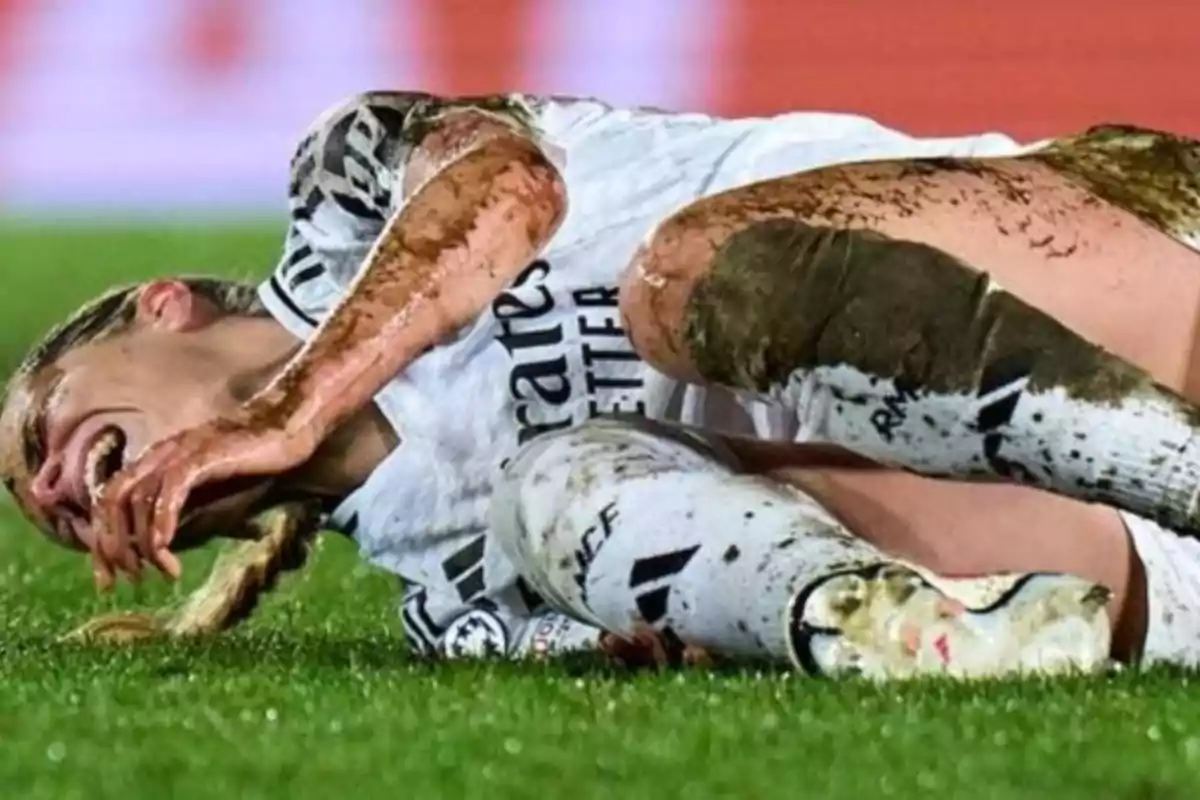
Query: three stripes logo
442 535 488 604
628 545 701 626
974 355 1032 481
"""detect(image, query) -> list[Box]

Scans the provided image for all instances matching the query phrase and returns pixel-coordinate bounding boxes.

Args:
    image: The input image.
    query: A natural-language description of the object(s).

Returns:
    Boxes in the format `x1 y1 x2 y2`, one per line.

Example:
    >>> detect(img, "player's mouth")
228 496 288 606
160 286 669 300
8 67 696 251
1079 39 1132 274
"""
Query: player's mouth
81 425 127 507
52 417 266 551
56 422 130 525
36 419 130 549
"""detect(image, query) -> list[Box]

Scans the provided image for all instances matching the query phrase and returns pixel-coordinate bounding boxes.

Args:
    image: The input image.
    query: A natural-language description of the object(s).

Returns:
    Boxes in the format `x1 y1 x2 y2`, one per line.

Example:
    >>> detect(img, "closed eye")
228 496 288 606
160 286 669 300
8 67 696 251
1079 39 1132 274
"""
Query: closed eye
21 372 63 474
21 411 45 475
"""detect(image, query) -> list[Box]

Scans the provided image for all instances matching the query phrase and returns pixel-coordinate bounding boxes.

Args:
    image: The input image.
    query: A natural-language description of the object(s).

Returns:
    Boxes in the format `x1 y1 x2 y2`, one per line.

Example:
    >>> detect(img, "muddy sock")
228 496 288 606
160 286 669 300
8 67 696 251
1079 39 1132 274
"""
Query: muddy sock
683 219 1200 535
492 417 1111 678
490 415 891 665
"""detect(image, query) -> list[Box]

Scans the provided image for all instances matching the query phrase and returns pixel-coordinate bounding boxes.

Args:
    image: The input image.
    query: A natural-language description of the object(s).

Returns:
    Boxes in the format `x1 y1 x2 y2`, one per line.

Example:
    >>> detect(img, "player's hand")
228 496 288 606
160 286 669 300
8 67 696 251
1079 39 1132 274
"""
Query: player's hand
599 627 715 670
90 408 319 587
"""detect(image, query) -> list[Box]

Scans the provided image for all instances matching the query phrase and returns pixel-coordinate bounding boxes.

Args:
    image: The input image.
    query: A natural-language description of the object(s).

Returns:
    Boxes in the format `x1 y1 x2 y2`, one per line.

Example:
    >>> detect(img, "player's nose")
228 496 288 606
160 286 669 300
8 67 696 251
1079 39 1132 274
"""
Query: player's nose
29 454 71 509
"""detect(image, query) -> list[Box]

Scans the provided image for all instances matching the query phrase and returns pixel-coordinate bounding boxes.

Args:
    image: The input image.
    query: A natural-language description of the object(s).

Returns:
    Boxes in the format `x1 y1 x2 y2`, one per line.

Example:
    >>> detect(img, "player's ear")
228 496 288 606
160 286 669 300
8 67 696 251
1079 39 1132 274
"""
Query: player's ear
135 280 218 332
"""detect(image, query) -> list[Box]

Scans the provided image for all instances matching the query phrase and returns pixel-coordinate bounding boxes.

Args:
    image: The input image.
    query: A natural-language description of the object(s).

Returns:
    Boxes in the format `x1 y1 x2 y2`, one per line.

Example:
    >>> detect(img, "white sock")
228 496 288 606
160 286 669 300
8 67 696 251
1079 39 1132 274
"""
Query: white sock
1123 512 1200 667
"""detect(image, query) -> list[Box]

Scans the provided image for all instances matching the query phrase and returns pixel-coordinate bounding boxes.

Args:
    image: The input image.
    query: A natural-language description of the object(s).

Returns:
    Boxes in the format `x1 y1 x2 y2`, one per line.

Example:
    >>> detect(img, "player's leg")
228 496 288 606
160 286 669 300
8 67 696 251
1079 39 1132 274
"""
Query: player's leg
764 460 1200 668
1120 513 1200 667
619 128 1200 535
490 416 1111 679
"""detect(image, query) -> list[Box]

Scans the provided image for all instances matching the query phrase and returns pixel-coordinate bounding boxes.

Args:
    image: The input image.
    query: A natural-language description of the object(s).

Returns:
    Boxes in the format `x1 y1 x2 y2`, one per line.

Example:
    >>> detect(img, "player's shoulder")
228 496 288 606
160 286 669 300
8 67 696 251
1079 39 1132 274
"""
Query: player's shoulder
293 90 548 148
287 91 550 185
293 90 897 154
290 90 675 151
288 91 429 172
284 89 706 202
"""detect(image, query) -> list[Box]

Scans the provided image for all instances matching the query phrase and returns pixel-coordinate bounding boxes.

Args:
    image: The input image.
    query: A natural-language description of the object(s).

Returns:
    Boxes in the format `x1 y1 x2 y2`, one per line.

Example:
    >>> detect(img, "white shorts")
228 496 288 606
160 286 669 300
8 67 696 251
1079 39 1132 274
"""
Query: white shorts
1122 513 1200 666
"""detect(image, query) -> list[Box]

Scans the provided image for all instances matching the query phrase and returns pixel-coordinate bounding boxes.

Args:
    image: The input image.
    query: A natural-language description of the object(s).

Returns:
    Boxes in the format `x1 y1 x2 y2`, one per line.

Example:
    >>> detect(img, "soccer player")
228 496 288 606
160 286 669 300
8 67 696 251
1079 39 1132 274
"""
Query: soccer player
4 92 1200 677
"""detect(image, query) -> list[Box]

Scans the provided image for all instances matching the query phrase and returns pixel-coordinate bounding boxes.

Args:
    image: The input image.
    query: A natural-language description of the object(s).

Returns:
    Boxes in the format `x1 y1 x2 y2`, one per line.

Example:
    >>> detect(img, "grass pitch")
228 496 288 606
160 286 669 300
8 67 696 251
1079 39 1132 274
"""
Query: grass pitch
1 224 1199 800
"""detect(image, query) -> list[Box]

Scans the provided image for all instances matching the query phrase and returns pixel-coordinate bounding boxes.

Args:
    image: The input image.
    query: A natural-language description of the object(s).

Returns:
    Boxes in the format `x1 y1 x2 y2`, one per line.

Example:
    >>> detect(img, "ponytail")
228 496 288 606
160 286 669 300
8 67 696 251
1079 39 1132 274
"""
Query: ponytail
63 502 322 644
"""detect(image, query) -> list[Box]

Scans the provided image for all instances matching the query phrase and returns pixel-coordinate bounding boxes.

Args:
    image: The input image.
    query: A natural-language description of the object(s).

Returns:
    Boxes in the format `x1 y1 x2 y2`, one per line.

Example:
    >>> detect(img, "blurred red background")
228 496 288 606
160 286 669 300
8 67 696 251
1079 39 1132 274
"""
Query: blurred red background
416 0 1200 139
0 0 1197 214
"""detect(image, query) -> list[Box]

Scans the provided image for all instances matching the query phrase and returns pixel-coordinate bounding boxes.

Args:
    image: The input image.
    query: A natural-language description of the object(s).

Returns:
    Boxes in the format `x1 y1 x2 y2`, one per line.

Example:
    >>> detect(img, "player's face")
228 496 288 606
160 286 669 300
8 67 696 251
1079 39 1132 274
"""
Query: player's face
1 307 265 554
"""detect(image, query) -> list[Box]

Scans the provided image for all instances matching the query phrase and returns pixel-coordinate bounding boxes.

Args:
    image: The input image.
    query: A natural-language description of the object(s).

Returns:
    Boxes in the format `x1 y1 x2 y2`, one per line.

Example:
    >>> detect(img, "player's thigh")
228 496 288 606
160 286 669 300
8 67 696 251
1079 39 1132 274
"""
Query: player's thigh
617 153 1200 392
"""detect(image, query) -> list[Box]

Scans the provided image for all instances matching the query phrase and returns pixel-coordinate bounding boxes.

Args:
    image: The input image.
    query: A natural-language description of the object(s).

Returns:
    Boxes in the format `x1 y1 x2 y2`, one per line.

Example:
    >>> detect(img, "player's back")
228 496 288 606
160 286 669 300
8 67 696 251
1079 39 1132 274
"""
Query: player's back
528 94 1022 274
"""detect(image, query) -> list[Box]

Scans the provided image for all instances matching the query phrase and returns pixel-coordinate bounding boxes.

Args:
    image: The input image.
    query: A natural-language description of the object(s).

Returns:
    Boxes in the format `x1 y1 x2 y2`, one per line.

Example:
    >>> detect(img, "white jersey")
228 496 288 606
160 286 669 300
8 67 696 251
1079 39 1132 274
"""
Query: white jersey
257 91 1023 655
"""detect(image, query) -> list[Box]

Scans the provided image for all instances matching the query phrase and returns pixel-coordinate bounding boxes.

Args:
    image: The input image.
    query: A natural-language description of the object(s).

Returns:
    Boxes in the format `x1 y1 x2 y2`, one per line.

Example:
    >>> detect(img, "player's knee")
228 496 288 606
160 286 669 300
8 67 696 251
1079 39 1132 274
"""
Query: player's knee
489 428 584 576
618 197 732 383
491 418 685 602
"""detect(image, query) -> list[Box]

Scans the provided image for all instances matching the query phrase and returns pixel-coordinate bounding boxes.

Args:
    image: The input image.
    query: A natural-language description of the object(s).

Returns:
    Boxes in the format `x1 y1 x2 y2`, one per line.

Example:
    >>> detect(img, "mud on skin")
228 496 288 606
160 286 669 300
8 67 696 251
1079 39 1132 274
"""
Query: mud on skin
682 218 1165 408
668 125 1200 402
1032 125 1200 244
260 133 564 432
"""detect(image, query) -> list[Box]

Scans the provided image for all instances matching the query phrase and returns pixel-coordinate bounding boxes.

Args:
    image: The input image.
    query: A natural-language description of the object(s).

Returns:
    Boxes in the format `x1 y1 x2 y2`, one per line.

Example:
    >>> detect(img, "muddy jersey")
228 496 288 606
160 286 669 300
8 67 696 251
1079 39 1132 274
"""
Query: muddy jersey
257 91 1023 657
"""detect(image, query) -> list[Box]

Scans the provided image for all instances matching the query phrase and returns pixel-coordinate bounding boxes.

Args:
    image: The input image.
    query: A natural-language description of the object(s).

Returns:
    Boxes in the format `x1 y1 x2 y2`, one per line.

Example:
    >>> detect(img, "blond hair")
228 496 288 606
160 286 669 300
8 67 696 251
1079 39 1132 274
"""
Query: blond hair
12 277 266 387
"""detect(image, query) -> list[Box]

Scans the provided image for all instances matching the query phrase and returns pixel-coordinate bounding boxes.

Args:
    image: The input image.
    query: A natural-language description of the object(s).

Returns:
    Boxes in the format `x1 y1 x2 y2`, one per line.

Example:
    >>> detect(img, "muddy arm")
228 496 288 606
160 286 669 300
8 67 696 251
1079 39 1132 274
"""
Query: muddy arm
251 102 567 452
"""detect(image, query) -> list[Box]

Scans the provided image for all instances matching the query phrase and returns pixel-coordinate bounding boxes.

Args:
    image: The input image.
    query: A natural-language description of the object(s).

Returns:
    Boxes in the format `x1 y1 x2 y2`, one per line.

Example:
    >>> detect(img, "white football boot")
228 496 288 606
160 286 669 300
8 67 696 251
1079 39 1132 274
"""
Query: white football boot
787 563 1112 680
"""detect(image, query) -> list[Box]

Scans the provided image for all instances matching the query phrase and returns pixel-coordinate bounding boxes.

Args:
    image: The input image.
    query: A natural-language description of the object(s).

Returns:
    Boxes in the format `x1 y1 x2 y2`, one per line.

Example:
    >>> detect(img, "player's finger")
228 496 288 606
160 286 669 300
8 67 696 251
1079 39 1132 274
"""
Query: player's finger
98 513 141 582
97 479 144 581
99 446 170 575
150 547 182 580
90 548 115 593
114 483 147 578
151 468 193 554
128 484 159 578
94 474 131 569
129 477 159 559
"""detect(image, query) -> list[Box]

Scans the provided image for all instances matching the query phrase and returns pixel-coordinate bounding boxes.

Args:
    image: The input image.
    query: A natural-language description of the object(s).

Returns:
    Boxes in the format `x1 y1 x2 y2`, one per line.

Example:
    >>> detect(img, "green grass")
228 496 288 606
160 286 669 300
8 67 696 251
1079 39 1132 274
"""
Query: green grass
2 223 1200 800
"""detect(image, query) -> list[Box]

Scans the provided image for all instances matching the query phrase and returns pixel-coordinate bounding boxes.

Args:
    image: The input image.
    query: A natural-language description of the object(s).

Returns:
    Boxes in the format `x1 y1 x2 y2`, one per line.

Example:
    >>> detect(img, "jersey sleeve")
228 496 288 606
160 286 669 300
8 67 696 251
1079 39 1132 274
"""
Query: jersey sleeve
259 91 428 335
258 91 544 338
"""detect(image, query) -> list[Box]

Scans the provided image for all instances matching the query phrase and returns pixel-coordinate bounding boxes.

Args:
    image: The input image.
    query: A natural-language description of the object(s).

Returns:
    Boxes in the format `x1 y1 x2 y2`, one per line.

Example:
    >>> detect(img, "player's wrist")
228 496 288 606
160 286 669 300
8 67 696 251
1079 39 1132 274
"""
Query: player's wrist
241 389 327 462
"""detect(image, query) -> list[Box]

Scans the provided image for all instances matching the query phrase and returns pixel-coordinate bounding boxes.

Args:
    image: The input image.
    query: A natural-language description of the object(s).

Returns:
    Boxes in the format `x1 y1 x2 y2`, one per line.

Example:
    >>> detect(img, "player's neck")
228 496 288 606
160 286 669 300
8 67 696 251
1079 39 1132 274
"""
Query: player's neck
209 316 400 504
213 316 304 404
281 409 398 503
